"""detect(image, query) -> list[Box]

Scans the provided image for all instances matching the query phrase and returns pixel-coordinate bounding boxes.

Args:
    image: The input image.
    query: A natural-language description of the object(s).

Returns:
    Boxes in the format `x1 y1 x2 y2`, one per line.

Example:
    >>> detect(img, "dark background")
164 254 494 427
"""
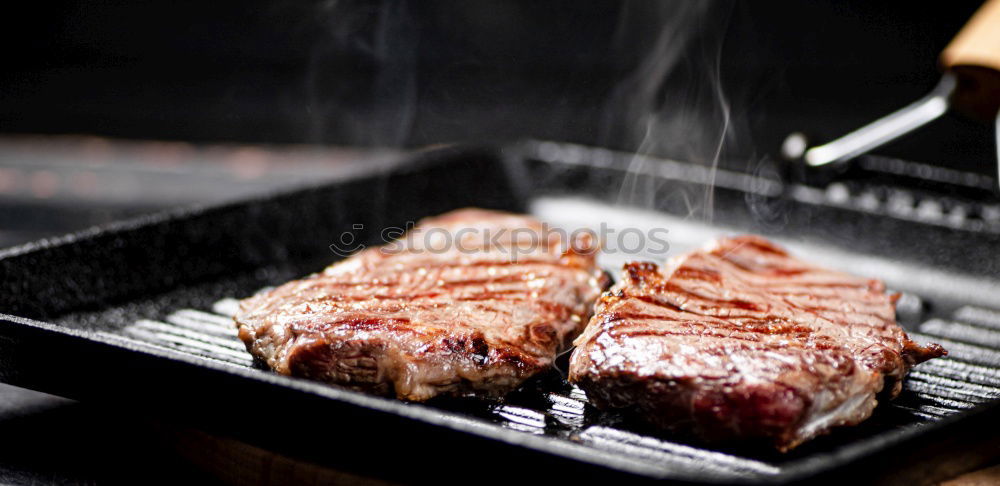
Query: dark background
1 0 995 173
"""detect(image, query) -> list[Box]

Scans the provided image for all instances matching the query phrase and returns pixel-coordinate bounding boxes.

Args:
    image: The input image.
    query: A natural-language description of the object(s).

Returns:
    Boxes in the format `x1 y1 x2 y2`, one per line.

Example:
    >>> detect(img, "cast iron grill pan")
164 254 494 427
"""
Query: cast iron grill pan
2 144 999 484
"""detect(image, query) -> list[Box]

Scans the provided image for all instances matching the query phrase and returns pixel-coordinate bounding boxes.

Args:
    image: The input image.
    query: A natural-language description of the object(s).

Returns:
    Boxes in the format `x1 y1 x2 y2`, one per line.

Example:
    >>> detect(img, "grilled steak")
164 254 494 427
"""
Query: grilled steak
235 208 608 401
569 235 945 451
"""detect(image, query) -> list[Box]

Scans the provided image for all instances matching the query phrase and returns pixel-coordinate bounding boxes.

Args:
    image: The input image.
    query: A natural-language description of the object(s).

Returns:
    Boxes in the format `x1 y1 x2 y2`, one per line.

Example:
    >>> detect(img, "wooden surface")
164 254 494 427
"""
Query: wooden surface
153 425 401 486
941 463 1000 486
152 423 1000 486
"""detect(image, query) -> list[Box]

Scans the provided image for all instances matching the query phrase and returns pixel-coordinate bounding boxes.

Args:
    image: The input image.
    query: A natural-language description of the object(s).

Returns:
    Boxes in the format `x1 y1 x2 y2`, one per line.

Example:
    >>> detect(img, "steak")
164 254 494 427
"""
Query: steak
235 208 609 401
569 235 945 450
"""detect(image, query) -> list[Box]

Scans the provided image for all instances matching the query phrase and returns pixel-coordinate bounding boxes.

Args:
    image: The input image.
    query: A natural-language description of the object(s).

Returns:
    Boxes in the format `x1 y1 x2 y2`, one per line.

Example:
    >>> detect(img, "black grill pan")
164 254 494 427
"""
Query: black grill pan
2 144 1000 484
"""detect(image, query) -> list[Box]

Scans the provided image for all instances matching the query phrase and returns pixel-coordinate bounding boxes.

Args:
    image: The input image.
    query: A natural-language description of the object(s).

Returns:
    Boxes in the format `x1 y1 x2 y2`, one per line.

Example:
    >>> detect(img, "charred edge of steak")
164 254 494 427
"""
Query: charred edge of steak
568 236 947 451
234 208 610 402
572 372 826 451
283 331 548 400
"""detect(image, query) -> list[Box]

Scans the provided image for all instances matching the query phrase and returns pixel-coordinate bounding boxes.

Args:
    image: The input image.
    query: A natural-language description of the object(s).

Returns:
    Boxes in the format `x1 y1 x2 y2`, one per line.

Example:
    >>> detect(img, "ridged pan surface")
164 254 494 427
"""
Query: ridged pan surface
2 144 999 483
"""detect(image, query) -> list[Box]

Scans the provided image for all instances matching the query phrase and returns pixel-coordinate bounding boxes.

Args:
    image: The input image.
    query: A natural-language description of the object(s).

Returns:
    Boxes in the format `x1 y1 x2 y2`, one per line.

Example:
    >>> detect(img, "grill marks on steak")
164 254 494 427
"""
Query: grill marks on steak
569 235 945 451
235 209 608 401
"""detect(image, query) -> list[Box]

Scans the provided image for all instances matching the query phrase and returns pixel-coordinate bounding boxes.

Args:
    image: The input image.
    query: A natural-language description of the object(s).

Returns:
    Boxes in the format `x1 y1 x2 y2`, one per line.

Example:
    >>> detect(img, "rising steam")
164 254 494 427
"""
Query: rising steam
307 0 418 146
603 2 737 223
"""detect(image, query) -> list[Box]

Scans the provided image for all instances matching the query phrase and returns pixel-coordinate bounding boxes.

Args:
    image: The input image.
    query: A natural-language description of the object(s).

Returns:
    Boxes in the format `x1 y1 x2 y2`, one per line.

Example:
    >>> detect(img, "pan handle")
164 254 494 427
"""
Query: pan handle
941 0 1000 118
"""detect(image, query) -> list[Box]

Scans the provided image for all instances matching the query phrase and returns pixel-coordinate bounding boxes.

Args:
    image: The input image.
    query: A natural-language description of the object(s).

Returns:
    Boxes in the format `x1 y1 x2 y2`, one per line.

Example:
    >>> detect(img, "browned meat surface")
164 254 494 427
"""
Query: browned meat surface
235 208 609 401
569 235 945 451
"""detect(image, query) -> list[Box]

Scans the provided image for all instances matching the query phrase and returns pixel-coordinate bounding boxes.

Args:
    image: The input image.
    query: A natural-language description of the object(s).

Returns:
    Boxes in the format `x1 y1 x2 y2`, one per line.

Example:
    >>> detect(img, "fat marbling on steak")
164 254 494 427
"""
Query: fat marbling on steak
569 235 945 451
235 208 609 401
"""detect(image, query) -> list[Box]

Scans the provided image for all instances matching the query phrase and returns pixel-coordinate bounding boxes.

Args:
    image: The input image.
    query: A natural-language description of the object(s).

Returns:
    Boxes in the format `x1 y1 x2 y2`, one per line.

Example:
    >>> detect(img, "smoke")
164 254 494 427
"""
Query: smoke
602 2 739 223
306 0 418 146
299 1 782 229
